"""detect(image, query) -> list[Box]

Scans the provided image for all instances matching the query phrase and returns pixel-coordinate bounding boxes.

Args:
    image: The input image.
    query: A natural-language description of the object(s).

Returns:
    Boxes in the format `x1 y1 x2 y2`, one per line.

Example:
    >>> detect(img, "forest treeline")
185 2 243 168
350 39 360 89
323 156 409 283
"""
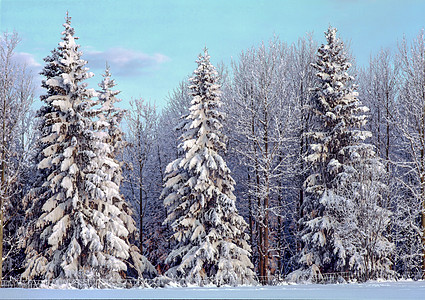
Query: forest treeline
0 14 424 287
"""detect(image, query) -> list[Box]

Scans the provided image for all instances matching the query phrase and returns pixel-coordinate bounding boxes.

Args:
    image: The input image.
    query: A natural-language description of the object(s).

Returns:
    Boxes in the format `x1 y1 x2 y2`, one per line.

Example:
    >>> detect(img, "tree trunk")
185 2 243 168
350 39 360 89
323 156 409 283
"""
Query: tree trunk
421 92 425 279
263 173 269 285
139 162 144 255
385 91 390 174
422 192 425 279
0 94 6 286
277 215 283 276
277 165 284 276
247 172 254 256
0 163 3 287
255 158 263 283
298 80 307 253
262 101 269 285
422 153 425 279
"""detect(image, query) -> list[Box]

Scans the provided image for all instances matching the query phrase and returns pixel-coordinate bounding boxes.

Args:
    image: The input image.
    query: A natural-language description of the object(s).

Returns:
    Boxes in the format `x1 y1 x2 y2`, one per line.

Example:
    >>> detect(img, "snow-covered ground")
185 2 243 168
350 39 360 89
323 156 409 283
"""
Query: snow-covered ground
2 281 424 299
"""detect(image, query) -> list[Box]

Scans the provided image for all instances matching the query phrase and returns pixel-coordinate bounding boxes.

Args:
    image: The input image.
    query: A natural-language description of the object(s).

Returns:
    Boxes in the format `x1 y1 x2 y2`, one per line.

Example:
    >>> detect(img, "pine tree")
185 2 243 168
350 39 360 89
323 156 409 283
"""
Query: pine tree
23 45 60 236
23 13 96 280
22 14 155 283
292 26 393 281
21 46 63 280
96 64 126 157
162 48 254 286
298 26 358 277
94 66 156 279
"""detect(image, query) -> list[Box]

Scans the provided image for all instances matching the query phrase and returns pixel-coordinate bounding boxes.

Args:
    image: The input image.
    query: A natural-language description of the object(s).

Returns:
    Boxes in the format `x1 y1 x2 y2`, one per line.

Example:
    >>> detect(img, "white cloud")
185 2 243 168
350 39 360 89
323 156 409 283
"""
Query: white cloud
12 52 42 69
83 47 170 77
12 52 43 96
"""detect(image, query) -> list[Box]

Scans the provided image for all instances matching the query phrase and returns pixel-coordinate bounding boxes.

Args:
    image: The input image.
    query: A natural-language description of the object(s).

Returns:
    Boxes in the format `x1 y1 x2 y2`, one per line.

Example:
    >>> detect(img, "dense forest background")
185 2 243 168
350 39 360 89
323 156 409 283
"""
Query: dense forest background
1 16 425 286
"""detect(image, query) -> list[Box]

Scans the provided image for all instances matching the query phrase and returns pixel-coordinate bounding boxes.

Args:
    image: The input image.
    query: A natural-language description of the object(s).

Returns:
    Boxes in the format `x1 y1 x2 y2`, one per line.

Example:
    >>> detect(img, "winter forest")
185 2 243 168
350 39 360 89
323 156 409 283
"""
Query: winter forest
1 13 425 288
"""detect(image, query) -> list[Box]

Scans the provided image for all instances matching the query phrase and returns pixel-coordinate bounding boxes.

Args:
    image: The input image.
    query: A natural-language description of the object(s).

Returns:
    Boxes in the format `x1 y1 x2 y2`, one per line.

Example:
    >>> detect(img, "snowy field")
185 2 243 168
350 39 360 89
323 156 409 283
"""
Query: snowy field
1 281 424 300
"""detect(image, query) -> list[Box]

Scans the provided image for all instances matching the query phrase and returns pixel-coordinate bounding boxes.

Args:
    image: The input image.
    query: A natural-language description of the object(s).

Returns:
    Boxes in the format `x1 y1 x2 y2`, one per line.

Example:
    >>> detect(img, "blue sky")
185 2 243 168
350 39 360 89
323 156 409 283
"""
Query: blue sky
1 0 425 109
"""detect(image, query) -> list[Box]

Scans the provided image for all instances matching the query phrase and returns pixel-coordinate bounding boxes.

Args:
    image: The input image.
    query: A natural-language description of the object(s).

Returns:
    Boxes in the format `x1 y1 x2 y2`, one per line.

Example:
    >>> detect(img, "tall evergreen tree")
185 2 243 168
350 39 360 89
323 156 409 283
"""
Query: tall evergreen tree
22 14 155 282
96 64 126 158
162 48 254 285
94 66 156 279
292 27 393 281
21 46 62 280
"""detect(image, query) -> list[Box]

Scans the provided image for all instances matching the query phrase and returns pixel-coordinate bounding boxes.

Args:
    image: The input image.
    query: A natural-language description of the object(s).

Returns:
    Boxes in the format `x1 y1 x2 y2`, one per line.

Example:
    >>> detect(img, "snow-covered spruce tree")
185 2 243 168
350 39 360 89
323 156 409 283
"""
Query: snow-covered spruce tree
291 27 393 281
22 14 155 282
94 66 156 279
21 45 67 283
22 46 61 265
96 65 126 158
162 48 254 286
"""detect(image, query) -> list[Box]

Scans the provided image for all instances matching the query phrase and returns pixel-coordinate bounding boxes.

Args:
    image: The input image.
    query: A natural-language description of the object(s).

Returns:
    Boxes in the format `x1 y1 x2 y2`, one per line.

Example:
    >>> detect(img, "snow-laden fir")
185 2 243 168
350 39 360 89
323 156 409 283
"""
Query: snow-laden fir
162 48 255 286
22 14 155 282
290 27 393 281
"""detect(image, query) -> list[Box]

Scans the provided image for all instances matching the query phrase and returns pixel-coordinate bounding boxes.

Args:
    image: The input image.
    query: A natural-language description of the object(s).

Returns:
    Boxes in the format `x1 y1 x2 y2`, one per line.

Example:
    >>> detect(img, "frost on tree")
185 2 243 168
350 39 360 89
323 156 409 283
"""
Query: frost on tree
162 48 255 286
96 65 126 158
23 47 62 227
94 65 156 279
291 27 393 281
22 14 155 282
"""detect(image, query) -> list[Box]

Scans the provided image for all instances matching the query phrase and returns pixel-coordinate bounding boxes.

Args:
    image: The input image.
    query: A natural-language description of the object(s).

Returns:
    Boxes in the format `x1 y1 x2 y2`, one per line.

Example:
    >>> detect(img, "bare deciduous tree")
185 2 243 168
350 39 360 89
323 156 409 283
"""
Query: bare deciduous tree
395 31 425 278
0 32 35 283
124 99 158 255
228 38 297 283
